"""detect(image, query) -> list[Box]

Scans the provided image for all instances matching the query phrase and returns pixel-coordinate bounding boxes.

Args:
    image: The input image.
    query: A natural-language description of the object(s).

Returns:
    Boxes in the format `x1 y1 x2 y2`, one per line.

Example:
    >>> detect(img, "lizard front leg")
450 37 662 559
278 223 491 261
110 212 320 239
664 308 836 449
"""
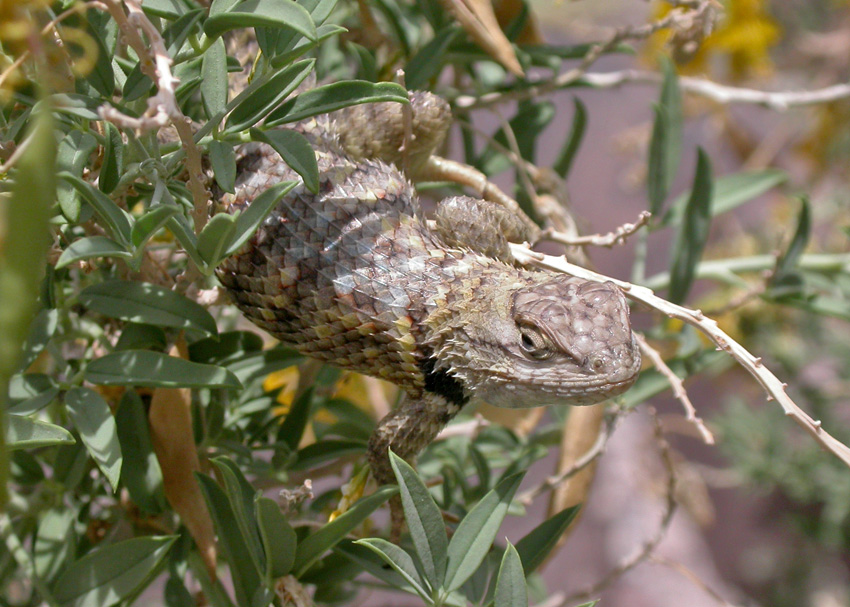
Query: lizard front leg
367 392 464 539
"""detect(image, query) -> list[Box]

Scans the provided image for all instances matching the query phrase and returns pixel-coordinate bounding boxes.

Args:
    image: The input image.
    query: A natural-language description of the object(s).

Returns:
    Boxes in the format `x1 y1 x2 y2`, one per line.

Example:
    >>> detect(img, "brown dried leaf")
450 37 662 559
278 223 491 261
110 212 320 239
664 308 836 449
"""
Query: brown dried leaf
439 0 524 76
149 338 217 579
493 0 543 45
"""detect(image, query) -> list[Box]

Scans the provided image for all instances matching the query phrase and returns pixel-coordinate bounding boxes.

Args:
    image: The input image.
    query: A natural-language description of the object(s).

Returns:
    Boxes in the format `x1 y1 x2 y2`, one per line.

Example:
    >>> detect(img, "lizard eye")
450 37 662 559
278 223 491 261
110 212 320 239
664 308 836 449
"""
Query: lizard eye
517 323 554 360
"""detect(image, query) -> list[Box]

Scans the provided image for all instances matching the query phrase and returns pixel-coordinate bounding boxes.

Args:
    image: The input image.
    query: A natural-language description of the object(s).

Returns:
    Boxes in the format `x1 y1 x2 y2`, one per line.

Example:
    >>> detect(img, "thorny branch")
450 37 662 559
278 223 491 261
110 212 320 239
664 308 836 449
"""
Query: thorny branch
510 244 850 470
636 333 715 444
96 0 210 235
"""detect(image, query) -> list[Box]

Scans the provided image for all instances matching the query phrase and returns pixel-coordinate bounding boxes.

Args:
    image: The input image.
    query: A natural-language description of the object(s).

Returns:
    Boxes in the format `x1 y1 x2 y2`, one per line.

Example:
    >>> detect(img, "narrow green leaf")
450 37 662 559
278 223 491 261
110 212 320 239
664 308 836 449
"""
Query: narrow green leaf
201 37 228 120
18 308 58 372
116 390 166 513
390 450 448 588
59 172 133 247
224 58 314 133
208 140 237 194
552 97 587 179
255 496 297 578
83 17 115 97
188 330 264 363
354 539 432 601
293 485 397 576
131 205 180 249
114 323 167 352
289 439 366 471
56 130 98 221
198 213 239 267
405 25 460 90
661 169 787 227
203 0 317 42
197 473 263 607
211 457 265 579
52 536 176 607
6 415 75 451
224 181 297 256
79 280 217 336
264 81 408 128
99 122 123 193
647 57 682 217
209 0 240 17
444 471 524 592
35 507 77 583
775 197 811 279
56 236 132 269
251 128 319 193
668 148 713 304
65 387 123 491
166 214 206 269
267 23 344 69
85 350 242 389
277 387 313 451
495 543 527 607
514 505 580 574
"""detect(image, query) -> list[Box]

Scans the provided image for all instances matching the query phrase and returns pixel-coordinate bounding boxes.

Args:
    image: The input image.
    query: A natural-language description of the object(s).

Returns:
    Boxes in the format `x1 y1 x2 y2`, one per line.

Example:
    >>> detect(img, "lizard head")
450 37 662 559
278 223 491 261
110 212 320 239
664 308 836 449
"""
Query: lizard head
456 275 641 409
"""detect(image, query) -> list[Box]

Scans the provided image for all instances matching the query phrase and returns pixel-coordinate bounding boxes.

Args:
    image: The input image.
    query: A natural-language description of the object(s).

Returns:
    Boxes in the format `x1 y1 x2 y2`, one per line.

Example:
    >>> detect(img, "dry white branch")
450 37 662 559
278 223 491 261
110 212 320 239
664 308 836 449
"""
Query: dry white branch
98 0 210 234
543 211 652 248
509 243 850 470
636 333 715 444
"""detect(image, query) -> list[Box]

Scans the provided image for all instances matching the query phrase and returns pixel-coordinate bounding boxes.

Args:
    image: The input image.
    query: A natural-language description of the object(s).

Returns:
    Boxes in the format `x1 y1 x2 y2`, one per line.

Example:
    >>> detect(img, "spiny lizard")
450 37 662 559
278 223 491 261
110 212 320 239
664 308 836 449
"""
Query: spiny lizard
216 92 641 528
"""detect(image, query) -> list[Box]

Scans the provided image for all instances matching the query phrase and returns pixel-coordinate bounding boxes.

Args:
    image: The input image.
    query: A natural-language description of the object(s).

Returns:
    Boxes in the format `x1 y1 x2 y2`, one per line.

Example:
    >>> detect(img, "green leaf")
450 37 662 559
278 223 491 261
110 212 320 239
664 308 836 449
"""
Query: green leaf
56 236 132 269
202 37 229 120
6 415 75 450
494 543 527 607
293 485 397 576
116 390 165 513
83 17 115 97
18 308 58 372
58 172 133 247
255 496 297 579
647 57 682 216
211 457 265 579
668 148 713 304
188 330 264 363
661 169 787 228
203 0 317 42
197 213 238 267
251 128 319 193
85 350 242 389
52 536 176 607
208 140 237 194
224 181 297 256
278 387 313 451
290 438 366 470
390 450 448 588
166 214 206 269
131 205 180 249
264 80 408 128
114 323 167 352
405 25 460 90
444 471 524 592
35 507 77 583
552 97 587 179
197 473 264 606
56 130 98 221
65 387 123 491
99 122 123 194
79 280 217 336
514 505 580 574
770 197 811 299
224 58 314 133
354 539 432 602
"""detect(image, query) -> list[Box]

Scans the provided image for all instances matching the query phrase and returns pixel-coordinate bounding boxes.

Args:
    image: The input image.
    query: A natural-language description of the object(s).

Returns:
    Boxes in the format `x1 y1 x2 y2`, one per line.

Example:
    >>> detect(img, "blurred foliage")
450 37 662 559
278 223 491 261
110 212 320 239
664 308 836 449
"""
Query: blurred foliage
0 0 849 605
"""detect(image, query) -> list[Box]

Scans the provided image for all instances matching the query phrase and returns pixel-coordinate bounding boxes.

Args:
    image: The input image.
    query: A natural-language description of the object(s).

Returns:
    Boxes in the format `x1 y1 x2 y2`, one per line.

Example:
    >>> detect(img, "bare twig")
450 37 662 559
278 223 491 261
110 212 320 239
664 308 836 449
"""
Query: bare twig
636 333 715 444
543 211 652 248
649 555 743 607
517 411 619 506
455 2 717 111
97 0 210 234
562 408 678 604
457 68 850 112
510 244 850 470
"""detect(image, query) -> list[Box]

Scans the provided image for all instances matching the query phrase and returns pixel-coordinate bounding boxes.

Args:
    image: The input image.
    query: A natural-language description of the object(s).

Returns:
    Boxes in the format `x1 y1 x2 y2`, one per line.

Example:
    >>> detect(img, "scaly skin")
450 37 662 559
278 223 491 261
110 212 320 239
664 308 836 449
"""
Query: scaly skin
216 93 641 532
